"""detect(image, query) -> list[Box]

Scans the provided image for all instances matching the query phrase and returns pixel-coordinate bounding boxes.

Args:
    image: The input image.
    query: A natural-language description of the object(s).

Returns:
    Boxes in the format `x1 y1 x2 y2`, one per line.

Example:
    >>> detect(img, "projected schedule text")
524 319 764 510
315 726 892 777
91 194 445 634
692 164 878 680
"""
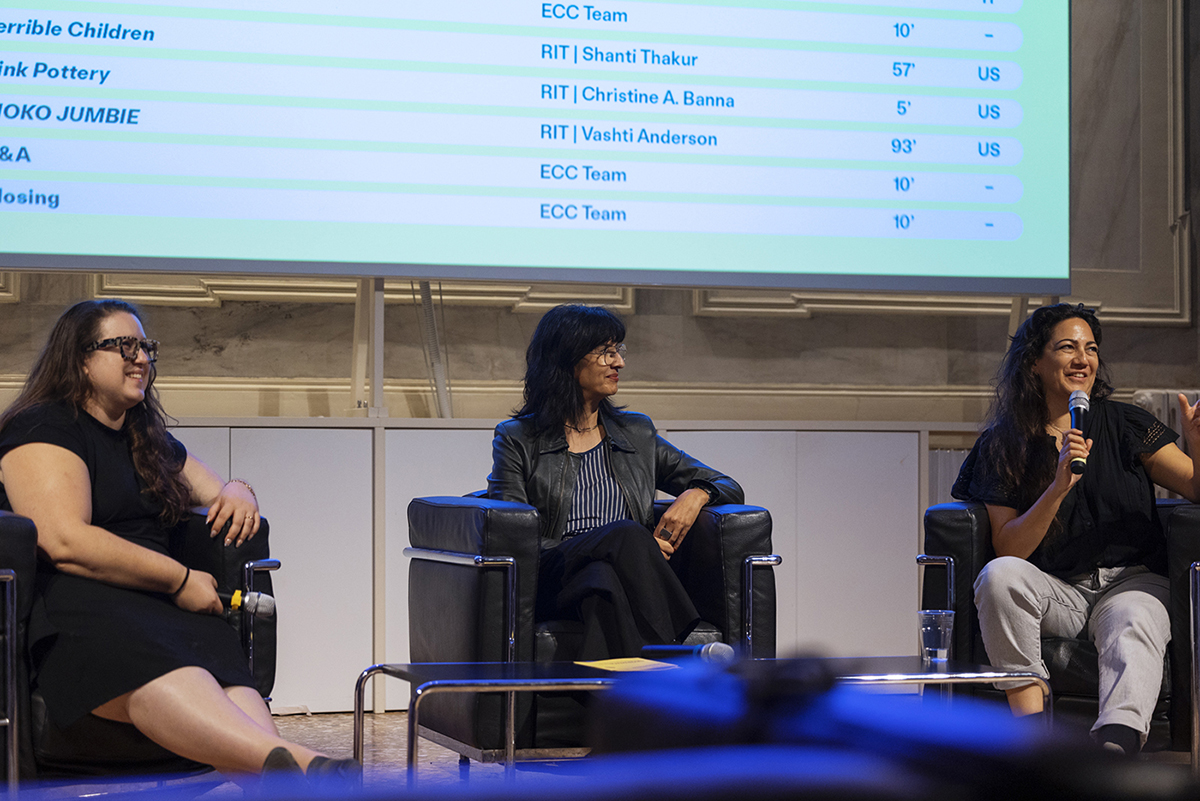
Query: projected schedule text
0 0 1054 263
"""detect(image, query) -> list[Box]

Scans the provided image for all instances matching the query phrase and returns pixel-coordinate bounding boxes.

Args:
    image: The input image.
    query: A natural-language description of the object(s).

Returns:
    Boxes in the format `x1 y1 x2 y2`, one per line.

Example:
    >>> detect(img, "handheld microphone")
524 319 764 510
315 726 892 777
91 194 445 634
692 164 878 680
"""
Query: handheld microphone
218 589 275 619
640 643 737 663
1068 390 1090 475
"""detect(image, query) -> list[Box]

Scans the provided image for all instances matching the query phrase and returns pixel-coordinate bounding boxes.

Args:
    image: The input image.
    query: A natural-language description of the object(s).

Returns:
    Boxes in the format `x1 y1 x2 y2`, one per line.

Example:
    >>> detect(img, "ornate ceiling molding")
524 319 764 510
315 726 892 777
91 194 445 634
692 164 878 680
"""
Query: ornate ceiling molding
0 272 20 303
90 274 633 312
691 290 1024 319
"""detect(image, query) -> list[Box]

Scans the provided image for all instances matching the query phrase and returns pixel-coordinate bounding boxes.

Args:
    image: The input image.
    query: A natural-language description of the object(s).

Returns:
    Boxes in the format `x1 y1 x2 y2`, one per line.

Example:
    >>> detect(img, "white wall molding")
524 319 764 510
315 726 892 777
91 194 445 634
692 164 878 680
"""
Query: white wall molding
692 290 1050 319
0 373 995 401
0 272 20 303
90 273 634 312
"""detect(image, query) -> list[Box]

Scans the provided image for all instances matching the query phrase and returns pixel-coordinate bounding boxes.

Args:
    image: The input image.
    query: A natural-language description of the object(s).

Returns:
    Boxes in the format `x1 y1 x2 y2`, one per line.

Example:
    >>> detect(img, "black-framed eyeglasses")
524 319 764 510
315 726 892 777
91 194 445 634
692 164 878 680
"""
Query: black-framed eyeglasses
83 336 159 363
589 344 627 365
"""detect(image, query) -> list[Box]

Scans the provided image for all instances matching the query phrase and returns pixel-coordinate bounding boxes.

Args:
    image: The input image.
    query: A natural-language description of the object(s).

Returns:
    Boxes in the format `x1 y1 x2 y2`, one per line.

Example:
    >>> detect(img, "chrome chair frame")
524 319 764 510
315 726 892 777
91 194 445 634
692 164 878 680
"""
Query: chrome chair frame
242 558 281 684
0 570 15 795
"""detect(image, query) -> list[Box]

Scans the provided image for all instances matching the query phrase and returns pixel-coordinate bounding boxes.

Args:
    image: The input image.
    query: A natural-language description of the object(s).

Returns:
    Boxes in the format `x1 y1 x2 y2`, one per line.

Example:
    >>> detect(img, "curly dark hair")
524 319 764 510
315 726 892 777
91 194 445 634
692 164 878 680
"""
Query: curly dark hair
0 299 191 524
513 304 626 432
982 302 1114 511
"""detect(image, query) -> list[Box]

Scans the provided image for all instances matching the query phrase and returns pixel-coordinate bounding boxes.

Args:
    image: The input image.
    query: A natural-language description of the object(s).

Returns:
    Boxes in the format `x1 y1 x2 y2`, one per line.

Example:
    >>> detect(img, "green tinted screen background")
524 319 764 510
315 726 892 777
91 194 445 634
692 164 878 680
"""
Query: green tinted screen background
0 0 1068 291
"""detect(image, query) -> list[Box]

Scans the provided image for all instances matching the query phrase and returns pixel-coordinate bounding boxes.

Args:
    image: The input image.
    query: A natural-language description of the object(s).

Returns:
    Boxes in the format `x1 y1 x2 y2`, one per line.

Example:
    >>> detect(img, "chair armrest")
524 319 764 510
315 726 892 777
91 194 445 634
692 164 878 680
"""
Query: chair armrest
407 497 540 664
170 511 274 594
408 496 541 559
922 502 995 664
0 512 37 623
0 512 37 780
1160 499 1200 750
657 502 776 657
168 512 276 697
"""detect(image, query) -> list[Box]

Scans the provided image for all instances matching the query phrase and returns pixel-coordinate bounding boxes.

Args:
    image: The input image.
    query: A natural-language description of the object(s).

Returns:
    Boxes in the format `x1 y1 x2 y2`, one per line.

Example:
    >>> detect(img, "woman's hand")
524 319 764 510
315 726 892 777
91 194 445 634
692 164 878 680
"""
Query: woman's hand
206 480 260 546
651 488 710 559
1051 429 1092 495
1178 394 1200 451
172 568 222 614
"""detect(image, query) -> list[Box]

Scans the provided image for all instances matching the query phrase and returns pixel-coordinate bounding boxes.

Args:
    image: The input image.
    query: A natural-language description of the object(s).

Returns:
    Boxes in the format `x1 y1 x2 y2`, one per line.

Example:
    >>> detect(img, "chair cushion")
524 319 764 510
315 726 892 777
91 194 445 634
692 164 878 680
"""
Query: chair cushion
1043 637 1169 699
31 692 206 778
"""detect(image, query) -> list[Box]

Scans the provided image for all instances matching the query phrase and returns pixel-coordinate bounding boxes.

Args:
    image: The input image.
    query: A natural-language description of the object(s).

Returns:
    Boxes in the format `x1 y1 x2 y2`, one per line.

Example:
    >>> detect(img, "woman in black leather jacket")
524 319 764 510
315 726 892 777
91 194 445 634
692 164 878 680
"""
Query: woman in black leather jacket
488 304 743 659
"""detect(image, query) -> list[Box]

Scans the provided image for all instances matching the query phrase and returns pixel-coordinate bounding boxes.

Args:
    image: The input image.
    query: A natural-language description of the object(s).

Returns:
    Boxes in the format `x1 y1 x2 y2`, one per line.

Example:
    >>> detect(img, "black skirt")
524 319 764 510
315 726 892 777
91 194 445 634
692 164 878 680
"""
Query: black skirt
30 572 256 728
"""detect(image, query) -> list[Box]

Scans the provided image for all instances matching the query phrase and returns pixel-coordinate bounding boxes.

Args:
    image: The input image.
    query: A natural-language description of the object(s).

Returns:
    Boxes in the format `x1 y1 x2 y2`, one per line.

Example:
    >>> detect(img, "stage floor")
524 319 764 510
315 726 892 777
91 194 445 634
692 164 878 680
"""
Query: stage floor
20 708 1194 797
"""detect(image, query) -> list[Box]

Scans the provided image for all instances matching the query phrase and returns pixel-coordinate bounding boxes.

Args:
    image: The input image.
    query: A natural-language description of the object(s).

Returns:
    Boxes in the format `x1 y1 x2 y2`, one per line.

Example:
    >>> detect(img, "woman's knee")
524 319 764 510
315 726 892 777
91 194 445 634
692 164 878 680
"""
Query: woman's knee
974 556 1041 607
589 521 658 554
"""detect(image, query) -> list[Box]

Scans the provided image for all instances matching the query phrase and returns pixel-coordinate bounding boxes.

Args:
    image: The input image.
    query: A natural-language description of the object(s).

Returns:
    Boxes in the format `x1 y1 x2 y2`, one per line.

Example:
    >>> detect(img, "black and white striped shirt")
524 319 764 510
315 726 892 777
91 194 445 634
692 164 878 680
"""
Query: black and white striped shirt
564 441 631 538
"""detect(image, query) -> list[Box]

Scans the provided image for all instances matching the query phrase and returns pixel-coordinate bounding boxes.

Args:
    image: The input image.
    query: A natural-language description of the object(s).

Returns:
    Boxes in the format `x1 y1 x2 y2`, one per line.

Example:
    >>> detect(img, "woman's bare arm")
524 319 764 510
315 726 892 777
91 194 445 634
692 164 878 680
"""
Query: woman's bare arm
988 430 1090 558
1 443 220 613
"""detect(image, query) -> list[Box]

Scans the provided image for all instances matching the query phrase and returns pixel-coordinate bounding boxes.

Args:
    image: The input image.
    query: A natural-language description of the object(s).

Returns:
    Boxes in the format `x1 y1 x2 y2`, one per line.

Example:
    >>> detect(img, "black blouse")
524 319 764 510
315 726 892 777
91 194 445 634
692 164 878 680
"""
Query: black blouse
952 399 1176 578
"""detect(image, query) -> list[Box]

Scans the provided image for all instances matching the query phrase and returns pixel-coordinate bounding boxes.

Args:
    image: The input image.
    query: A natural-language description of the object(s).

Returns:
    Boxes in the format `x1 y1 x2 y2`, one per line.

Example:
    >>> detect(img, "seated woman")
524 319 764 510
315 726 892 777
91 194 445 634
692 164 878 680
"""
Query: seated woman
488 303 743 659
953 303 1200 756
0 300 354 783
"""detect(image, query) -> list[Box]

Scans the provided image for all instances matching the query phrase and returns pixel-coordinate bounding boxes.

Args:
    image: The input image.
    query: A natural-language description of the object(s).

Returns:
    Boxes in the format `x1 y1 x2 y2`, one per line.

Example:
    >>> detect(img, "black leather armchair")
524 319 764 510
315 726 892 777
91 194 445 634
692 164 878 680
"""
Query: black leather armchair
0 508 278 781
405 495 778 760
921 499 1200 751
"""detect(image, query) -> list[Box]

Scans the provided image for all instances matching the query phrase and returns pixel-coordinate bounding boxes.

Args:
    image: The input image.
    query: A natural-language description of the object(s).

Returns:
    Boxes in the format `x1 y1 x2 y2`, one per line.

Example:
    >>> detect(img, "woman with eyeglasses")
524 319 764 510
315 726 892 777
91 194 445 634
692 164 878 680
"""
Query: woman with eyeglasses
0 300 354 783
488 304 743 659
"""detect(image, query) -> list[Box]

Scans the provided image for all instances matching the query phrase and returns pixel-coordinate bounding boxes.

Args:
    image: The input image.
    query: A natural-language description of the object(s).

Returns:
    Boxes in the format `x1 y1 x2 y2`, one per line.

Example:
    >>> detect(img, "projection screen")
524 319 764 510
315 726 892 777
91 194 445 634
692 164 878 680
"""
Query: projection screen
0 0 1068 292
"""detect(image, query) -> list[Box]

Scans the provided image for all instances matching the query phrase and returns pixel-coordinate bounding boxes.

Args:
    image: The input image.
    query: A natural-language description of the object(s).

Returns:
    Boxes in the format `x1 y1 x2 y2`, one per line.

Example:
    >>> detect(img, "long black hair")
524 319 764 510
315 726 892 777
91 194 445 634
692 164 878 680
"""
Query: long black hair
0 300 192 524
513 304 626 431
982 302 1114 509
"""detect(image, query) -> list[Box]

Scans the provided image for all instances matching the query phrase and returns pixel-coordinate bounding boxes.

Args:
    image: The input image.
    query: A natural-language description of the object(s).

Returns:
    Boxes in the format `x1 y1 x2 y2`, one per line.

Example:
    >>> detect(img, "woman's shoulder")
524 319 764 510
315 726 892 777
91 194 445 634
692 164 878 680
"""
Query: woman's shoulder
0 401 90 457
602 407 654 432
949 428 1010 504
495 415 537 438
1092 397 1163 429
1094 397 1176 451
2 400 83 437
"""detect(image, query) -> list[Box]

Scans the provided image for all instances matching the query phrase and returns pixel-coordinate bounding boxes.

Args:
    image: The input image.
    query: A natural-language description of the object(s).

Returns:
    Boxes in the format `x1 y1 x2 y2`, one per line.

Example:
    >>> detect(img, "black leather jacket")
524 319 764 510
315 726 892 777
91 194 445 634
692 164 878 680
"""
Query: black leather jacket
487 407 743 546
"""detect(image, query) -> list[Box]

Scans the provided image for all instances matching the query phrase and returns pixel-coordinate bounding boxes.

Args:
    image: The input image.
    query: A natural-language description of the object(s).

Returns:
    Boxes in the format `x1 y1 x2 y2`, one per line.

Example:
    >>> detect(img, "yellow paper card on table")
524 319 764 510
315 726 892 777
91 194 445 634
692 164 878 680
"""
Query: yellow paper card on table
574 658 680 672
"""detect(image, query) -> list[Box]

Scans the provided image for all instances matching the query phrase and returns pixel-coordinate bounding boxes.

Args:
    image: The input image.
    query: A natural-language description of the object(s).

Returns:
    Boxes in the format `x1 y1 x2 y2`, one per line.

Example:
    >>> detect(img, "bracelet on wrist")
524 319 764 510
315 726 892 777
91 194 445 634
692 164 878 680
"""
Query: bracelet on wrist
226 478 256 500
170 567 190 598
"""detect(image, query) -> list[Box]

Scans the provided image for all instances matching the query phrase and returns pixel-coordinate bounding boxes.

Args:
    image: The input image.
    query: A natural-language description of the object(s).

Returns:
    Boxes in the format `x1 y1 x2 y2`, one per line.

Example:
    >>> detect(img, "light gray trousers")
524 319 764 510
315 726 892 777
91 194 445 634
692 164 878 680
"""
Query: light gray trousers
973 556 1170 735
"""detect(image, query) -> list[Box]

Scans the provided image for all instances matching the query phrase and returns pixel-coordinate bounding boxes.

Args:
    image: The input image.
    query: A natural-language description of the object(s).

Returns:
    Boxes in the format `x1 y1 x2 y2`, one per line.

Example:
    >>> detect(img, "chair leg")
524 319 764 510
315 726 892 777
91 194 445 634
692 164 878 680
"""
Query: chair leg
1189 562 1200 778
742 555 781 657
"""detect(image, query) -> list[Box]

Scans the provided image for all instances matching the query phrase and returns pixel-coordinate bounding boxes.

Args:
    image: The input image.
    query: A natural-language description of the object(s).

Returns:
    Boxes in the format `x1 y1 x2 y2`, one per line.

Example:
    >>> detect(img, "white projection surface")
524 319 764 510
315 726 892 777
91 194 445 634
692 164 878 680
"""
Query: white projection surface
0 1 1068 291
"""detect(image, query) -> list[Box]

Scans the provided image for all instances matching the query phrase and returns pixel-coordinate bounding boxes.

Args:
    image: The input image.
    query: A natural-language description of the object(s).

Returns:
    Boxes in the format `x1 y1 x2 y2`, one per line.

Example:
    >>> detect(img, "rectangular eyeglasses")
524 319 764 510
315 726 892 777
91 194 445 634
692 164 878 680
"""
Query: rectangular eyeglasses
83 336 159 363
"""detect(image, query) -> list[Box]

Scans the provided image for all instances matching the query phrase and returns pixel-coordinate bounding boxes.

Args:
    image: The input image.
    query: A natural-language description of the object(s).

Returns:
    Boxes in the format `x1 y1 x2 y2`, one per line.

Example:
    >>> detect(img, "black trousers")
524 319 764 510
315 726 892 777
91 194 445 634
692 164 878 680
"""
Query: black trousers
537 520 700 660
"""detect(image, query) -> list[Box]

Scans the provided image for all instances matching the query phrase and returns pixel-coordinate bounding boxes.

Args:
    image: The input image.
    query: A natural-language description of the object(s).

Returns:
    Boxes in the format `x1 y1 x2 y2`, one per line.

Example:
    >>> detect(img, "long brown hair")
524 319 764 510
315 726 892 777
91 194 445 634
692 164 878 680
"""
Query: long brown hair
982 303 1114 511
0 300 191 524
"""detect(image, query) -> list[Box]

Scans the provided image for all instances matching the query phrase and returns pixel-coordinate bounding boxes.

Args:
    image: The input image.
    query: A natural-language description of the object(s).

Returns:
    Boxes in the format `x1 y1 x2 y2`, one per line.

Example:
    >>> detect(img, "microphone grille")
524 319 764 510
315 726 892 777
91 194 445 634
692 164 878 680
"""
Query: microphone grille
1068 390 1090 411
245 591 276 618
700 642 737 663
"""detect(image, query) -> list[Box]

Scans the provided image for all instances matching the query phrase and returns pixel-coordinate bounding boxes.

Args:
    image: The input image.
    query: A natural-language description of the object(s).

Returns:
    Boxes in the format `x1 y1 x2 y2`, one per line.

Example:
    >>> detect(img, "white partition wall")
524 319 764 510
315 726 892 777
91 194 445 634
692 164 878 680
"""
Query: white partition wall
663 430 802 654
791 431 920 657
383 428 494 709
229 428 374 713
667 429 920 658
169 418 963 713
172 427 231 480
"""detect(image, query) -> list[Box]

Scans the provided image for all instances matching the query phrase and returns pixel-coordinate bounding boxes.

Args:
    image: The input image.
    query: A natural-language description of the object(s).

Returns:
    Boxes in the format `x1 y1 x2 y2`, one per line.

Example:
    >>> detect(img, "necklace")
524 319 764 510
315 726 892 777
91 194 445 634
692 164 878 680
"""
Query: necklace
1047 421 1068 439
566 421 599 433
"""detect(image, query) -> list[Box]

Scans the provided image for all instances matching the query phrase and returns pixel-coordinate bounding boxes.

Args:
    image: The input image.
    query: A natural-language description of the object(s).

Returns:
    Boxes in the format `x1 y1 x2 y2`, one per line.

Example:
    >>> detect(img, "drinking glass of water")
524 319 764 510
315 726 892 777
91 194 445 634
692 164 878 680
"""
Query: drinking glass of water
918 609 954 663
